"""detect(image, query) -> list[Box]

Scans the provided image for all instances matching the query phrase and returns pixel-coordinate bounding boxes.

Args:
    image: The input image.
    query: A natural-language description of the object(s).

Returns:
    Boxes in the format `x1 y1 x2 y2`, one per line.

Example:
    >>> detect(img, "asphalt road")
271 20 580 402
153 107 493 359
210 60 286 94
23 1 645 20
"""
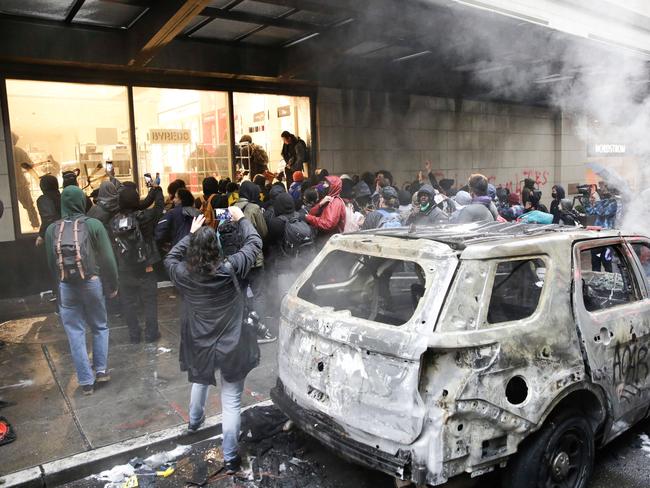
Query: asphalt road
70 405 650 488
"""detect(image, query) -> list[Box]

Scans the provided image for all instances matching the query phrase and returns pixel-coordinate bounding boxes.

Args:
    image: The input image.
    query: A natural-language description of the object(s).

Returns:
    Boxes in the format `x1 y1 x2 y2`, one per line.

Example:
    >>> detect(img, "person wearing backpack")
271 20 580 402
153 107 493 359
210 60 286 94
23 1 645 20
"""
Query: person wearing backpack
235 181 272 342
45 185 118 395
361 186 403 230
164 209 262 475
111 183 164 344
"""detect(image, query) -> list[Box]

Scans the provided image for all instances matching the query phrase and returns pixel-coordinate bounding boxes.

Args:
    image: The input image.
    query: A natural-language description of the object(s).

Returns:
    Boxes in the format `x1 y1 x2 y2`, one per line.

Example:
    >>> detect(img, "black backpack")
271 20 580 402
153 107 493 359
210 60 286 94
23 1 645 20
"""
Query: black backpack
279 213 314 257
218 220 243 257
111 212 147 265
54 217 92 283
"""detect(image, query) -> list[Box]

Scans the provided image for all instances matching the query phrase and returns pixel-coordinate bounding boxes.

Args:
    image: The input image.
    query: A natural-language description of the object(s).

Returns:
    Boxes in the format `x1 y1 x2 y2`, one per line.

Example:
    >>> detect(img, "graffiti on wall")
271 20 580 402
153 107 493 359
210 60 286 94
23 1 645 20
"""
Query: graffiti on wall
432 169 550 194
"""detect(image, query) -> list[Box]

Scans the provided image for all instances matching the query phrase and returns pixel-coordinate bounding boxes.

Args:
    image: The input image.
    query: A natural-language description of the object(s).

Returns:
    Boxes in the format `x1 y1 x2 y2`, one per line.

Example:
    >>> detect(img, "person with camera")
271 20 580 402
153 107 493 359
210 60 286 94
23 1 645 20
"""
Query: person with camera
45 185 118 395
110 178 164 343
164 209 262 476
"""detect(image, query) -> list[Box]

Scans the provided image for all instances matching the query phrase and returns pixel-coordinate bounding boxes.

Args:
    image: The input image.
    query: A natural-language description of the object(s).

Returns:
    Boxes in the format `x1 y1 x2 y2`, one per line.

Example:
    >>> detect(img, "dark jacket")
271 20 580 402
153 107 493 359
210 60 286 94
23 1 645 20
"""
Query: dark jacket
266 193 296 267
281 137 307 172
407 185 449 226
36 175 61 238
451 196 496 224
164 219 262 385
155 204 201 248
550 185 566 224
87 181 120 230
112 187 164 271
45 186 118 292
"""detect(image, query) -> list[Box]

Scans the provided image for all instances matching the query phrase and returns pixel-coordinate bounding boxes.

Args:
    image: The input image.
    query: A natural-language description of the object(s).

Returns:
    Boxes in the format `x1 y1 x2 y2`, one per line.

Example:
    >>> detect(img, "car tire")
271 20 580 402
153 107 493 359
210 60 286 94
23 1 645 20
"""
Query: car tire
501 408 594 488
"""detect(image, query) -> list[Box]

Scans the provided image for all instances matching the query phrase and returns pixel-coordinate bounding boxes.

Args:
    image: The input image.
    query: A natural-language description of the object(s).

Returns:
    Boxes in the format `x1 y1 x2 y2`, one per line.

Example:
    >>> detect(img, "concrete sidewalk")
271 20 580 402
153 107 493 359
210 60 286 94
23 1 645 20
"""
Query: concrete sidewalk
0 287 277 478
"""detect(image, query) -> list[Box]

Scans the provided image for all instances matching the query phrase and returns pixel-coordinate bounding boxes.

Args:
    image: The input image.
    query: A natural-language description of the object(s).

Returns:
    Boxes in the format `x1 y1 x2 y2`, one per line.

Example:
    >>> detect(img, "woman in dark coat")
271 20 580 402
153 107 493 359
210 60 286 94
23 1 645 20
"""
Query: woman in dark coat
164 208 261 475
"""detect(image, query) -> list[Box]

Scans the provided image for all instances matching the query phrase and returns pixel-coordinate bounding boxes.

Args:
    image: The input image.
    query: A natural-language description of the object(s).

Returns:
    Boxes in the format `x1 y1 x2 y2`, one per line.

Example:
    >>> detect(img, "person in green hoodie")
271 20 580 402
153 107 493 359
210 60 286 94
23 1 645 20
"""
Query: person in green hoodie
45 186 118 395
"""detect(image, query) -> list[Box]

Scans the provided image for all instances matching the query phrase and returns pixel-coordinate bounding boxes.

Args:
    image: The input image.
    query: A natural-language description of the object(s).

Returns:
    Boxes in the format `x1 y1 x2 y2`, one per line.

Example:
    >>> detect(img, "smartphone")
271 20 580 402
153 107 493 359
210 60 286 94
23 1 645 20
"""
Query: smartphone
144 173 152 187
106 162 113 173
215 209 231 221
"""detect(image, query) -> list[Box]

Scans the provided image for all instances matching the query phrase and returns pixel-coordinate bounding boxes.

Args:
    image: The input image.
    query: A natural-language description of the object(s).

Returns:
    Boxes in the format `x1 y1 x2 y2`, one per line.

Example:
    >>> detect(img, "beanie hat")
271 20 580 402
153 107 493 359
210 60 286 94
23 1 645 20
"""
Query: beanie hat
292 171 305 183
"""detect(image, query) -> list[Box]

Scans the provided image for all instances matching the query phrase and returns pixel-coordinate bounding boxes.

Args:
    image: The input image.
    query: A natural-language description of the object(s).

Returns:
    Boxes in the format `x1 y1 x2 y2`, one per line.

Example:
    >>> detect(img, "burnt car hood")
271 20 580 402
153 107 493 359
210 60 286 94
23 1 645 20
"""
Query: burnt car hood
278 234 458 445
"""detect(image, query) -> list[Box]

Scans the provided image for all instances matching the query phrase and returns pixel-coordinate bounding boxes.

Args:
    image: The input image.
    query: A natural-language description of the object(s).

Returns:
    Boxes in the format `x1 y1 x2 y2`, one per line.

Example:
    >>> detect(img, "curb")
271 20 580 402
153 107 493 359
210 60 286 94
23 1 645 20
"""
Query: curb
0 399 273 488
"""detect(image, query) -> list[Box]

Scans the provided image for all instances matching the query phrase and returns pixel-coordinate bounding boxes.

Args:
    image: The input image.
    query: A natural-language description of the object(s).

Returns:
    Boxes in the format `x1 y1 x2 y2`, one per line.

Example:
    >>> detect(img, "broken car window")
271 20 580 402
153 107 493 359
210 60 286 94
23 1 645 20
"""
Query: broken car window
580 245 639 312
297 250 426 326
487 258 545 324
631 242 650 286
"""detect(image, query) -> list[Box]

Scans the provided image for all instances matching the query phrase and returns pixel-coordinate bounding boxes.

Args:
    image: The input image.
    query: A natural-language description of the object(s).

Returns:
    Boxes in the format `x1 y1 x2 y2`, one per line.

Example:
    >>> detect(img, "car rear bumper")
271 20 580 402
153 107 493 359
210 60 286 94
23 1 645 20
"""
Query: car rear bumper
271 379 415 481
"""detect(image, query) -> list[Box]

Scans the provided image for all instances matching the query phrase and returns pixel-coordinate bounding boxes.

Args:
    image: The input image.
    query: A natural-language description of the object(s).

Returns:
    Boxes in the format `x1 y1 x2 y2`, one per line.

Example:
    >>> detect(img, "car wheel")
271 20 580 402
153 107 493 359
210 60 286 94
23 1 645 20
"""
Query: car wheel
502 409 594 488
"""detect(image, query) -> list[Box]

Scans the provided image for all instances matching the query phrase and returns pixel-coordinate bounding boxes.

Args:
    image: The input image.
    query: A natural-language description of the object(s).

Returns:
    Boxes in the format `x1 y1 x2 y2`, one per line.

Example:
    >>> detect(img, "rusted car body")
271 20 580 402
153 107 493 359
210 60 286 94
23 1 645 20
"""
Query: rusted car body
271 222 650 486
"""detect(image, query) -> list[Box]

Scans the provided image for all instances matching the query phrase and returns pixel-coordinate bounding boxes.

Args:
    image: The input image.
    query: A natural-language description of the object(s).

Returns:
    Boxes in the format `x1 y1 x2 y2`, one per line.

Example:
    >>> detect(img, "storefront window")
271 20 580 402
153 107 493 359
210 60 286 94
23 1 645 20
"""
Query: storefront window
6 80 132 234
233 93 311 175
132 87 231 195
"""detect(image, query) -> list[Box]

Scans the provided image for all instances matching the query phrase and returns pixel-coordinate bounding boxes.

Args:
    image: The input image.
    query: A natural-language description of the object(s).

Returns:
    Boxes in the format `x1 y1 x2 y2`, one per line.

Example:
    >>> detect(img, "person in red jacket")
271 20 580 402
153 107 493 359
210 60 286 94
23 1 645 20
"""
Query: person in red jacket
305 175 346 245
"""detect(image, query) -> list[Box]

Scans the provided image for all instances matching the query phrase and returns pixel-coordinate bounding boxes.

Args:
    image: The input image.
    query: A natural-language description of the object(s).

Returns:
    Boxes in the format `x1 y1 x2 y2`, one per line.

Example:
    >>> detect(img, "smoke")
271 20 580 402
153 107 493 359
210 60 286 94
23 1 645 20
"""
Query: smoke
441 1 650 232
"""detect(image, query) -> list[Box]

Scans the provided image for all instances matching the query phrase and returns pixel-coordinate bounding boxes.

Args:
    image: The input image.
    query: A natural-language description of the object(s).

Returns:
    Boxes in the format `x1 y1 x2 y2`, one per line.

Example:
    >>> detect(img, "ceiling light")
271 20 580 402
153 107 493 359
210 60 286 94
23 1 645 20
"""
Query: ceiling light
393 50 431 62
284 32 320 47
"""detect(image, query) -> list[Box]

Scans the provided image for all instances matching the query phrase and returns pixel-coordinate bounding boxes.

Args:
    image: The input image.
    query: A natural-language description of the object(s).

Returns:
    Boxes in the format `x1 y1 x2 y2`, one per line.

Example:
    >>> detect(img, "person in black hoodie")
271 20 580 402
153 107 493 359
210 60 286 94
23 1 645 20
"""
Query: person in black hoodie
156 188 201 248
35 175 61 247
87 181 120 231
550 185 566 224
164 209 261 475
111 184 164 343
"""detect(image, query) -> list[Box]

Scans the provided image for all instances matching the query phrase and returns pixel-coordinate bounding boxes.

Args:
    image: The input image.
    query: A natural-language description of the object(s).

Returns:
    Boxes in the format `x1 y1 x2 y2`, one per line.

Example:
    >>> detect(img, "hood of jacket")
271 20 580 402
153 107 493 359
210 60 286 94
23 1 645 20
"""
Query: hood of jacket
268 183 286 201
325 175 342 198
40 174 59 193
524 178 536 190
273 192 295 216
239 181 260 203
553 185 566 201
472 195 493 208
417 184 435 199
353 181 371 199
61 185 87 218
97 180 120 213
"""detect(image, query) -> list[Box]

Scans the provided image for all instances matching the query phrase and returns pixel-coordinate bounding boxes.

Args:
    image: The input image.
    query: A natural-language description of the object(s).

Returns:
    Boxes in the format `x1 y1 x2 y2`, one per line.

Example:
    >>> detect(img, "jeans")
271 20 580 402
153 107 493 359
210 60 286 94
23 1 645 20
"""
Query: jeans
120 269 159 341
189 374 245 461
59 276 109 386
245 266 266 320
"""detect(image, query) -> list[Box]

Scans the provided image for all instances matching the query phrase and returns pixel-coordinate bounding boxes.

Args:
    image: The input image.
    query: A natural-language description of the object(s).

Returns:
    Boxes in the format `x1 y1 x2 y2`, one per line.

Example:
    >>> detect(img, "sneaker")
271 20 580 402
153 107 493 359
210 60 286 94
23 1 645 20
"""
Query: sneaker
224 455 241 475
187 415 205 433
95 371 111 383
81 384 94 396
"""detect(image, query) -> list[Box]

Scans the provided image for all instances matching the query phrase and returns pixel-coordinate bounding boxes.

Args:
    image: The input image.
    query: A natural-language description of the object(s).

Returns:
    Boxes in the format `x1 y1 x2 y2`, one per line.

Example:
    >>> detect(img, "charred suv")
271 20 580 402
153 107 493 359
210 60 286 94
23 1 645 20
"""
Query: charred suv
271 222 650 488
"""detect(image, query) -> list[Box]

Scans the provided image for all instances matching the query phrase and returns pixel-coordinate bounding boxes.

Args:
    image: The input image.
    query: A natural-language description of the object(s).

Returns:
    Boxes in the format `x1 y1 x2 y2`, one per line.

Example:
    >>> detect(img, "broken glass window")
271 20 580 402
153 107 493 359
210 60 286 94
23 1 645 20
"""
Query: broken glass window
297 250 426 326
580 245 639 312
487 258 545 324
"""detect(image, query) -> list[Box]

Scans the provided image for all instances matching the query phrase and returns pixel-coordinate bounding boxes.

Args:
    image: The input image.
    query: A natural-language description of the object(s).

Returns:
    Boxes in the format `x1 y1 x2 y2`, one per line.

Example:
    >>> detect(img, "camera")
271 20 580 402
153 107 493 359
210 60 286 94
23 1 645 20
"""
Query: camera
215 208 231 221
576 184 592 197
144 173 153 187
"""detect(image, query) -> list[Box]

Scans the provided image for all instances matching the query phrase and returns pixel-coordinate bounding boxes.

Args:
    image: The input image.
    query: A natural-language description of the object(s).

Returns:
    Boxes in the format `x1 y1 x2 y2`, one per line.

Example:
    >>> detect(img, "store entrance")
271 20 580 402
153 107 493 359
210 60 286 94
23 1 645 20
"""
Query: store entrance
232 93 311 178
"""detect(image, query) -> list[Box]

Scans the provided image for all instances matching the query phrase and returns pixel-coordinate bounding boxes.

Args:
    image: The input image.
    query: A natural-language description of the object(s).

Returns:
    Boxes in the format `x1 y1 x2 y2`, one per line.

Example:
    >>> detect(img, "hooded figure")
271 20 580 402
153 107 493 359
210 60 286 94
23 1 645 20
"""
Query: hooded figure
44 185 118 393
87 181 120 229
550 185 566 224
521 178 536 206
305 175 347 239
236 181 267 268
36 175 61 239
407 184 449 226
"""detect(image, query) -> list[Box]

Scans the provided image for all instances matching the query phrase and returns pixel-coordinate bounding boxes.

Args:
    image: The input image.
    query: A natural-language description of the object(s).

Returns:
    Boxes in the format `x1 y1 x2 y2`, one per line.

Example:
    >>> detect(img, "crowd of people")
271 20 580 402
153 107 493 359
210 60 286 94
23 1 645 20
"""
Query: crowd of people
31 134 627 474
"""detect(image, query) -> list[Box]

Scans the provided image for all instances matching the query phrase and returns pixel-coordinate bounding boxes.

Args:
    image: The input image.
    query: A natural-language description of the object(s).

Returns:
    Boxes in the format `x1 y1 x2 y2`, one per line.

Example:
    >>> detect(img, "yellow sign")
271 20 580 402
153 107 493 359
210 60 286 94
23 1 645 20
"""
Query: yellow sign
149 129 191 144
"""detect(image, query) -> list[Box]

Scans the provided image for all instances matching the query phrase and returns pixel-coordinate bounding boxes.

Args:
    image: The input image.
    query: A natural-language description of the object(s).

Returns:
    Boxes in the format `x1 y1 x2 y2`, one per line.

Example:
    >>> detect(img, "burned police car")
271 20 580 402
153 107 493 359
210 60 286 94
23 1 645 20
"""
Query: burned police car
271 222 650 488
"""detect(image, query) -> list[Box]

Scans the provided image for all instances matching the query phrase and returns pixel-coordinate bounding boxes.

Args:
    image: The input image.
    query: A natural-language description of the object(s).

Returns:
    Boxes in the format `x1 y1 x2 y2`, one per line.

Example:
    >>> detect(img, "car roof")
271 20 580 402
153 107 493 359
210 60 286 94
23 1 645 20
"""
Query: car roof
353 222 644 259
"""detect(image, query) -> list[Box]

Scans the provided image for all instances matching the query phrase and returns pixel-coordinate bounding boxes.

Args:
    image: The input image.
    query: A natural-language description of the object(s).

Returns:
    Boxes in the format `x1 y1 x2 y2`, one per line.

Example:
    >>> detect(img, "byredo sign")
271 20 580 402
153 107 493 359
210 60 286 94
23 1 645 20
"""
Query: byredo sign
588 143 626 156
149 129 191 144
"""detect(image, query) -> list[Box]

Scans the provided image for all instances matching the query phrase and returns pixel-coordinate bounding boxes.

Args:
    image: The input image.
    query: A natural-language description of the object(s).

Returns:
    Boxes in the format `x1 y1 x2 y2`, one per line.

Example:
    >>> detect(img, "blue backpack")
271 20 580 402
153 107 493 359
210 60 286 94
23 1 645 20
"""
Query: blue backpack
377 209 402 229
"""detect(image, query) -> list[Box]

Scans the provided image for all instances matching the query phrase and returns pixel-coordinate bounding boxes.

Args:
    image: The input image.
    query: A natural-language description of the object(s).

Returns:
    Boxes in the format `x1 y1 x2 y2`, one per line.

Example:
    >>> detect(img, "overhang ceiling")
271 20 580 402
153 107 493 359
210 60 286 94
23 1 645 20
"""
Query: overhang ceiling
0 0 647 106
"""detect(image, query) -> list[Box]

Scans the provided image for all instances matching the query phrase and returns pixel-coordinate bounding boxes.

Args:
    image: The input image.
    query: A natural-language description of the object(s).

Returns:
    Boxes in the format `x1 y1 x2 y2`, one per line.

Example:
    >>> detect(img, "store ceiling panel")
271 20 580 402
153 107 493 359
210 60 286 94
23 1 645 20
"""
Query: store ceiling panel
242 25 304 46
285 10 344 26
208 0 238 7
72 0 148 28
230 0 294 19
0 0 76 21
190 17 261 41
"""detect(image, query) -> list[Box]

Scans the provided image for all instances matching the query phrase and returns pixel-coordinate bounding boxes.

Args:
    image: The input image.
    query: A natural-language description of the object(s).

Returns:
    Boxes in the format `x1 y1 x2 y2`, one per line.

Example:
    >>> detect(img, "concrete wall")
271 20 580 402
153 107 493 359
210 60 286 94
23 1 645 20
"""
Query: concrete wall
317 87 587 202
0 99 15 242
